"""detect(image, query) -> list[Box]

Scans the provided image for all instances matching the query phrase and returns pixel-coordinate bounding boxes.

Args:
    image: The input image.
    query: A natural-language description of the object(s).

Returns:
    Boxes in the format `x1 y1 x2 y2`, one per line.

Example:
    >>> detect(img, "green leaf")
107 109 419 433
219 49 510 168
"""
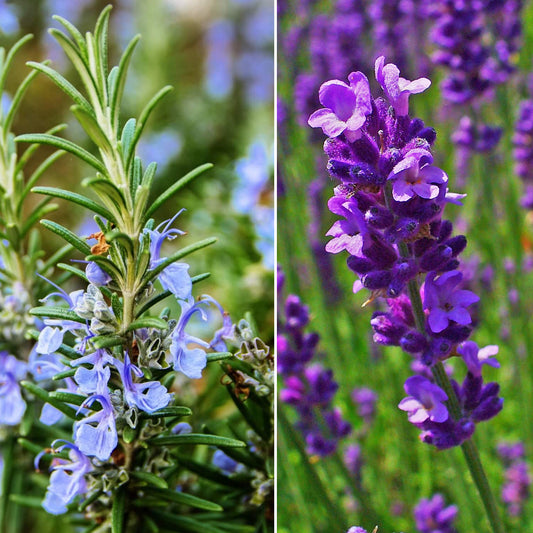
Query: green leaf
140 406 192 419
53 368 76 381
52 15 87 58
92 335 124 350
20 198 58 238
127 86 173 170
145 163 213 218
127 317 168 332
110 35 141 129
191 272 211 284
26 61 94 115
41 214 91 255
8 496 43 508
83 176 126 211
206 352 234 363
120 118 136 167
143 237 217 287
147 511 228 533
150 434 245 448
49 391 87 406
16 134 106 174
71 104 113 150
31 186 115 222
130 471 168 490
20 381 78 419
111 486 127 533
78 490 104 512
4 67 40 133
48 28 99 105
105 230 134 256
175 456 249 488
145 488 222 512
123 426 136 444
140 162 157 191
15 124 67 175
18 151 66 213
30 306 85 324
55 262 89 282
94 5 112 93
135 290 172 318
0 34 33 94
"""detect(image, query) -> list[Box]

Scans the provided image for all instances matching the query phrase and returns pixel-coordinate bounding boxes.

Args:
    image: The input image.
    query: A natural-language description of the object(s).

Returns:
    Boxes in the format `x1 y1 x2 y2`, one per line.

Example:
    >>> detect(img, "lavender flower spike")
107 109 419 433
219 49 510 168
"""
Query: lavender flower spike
398 376 448 424
308 72 372 141
414 493 458 533
375 56 430 116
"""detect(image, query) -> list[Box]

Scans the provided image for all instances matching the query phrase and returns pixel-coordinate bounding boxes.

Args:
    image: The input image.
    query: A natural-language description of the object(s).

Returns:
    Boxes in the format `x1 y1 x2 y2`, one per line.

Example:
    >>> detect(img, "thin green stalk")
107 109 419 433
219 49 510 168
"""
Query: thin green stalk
402 263 504 533
278 409 347 532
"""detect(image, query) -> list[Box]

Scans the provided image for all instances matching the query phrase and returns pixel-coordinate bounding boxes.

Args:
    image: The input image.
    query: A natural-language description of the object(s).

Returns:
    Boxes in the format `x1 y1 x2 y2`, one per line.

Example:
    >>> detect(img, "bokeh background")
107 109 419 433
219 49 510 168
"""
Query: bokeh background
278 1 533 532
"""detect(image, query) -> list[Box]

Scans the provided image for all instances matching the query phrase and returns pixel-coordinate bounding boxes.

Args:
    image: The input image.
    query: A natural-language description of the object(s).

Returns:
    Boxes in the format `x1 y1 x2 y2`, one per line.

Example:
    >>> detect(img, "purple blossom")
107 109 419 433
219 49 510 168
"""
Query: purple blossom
144 211 193 302
74 394 117 461
414 493 458 533
308 72 372 141
458 341 499 377
399 376 449 424
375 56 431 116
169 296 230 379
423 271 479 333
388 148 448 202
42 441 93 515
351 387 378 424
0 352 27 425
116 353 173 413
85 262 111 286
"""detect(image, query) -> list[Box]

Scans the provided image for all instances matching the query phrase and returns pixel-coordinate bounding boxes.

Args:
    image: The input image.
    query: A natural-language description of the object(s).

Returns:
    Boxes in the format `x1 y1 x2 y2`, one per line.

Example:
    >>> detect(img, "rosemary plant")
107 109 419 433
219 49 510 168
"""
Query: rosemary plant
7 7 273 532
0 34 69 531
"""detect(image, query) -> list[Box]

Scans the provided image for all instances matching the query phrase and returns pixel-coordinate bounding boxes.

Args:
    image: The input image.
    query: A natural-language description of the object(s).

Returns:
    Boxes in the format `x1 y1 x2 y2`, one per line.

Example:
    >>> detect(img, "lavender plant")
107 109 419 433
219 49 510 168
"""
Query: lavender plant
307 57 504 532
7 7 272 532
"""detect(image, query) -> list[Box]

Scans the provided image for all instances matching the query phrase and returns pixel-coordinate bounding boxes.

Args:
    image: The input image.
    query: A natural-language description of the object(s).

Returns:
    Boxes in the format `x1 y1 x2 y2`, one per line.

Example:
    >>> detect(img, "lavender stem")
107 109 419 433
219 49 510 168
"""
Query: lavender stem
400 254 504 533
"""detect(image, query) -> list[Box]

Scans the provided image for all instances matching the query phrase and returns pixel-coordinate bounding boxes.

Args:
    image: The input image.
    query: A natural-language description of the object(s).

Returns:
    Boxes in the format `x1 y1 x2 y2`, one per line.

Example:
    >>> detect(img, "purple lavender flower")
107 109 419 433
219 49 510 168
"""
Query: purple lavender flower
375 56 431 116
278 280 351 457
458 341 499 377
41 441 93 515
388 148 448 202
399 376 448 424
414 493 458 533
310 56 501 449
308 72 372 141
514 100 533 209
423 271 479 333
502 462 531 516
351 387 378 425
497 441 530 516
